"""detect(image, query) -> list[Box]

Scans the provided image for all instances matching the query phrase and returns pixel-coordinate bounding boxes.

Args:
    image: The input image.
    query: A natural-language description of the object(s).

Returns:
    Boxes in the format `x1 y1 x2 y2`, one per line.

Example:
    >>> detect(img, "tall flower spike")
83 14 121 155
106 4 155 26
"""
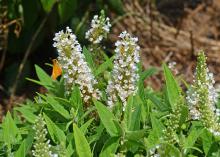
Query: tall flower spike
32 114 52 157
106 31 140 109
85 10 111 44
53 27 101 103
186 51 220 136
163 98 183 144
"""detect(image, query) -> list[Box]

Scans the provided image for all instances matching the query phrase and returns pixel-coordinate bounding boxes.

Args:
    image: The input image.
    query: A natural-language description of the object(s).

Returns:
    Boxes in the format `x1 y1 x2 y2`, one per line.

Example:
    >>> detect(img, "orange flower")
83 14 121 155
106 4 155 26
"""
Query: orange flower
51 59 62 80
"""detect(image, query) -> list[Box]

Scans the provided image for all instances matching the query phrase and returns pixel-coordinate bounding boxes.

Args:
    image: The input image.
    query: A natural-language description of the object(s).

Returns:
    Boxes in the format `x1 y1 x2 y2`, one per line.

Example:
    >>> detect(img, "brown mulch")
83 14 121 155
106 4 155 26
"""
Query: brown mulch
110 0 220 89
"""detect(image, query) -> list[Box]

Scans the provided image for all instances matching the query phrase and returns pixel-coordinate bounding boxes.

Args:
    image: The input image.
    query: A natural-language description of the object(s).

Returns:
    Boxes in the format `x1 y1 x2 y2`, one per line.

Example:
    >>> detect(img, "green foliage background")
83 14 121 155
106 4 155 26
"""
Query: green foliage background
1 0 123 94
1 49 220 156
1 1 220 157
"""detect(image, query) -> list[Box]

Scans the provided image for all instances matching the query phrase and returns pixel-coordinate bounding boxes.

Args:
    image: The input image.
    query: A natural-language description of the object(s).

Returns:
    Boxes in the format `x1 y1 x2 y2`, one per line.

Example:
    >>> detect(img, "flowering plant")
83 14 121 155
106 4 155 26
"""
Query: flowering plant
1 13 220 157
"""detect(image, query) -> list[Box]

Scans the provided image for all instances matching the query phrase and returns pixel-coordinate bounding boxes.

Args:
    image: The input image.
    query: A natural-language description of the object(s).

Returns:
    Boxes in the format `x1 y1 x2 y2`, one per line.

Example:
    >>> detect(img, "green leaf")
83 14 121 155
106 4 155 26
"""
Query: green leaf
83 46 95 71
70 86 84 123
185 128 204 147
80 118 94 134
124 96 142 131
79 106 96 123
140 67 157 82
162 143 181 157
201 129 213 155
183 146 203 154
179 105 189 127
26 78 47 87
163 64 180 109
94 100 120 137
35 65 53 86
138 66 157 100
95 56 114 76
24 130 35 153
184 126 204 154
125 129 147 141
124 140 144 153
15 106 37 123
138 80 145 100
150 114 164 138
58 0 77 24
207 141 220 156
13 130 34 156
70 86 83 110
146 93 169 111
124 96 133 130
100 137 120 157
146 130 160 148
73 124 92 157
2 112 20 145
15 140 26 157
40 0 56 12
88 124 104 144
66 142 74 157
45 95 70 119
129 98 141 131
43 113 66 144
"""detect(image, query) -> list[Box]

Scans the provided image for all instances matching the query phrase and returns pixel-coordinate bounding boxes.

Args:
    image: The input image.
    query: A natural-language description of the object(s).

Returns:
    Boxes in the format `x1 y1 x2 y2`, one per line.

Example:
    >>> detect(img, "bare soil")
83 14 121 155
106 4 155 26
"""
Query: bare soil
111 0 220 89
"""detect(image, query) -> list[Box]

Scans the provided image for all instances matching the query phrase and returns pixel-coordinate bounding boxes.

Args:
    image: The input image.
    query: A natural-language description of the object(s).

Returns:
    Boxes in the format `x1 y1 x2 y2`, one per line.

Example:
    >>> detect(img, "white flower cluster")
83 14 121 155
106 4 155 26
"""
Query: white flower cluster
32 114 52 157
168 61 178 75
85 13 111 44
186 52 220 136
186 70 219 119
186 87 202 120
187 71 219 120
106 31 140 109
53 27 101 103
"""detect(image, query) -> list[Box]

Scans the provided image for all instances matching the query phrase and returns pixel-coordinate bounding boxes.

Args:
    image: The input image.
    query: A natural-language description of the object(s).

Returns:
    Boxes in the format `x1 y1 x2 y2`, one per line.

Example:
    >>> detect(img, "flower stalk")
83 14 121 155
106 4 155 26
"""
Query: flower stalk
32 114 51 157
186 51 220 136
53 27 101 104
85 10 111 65
163 99 183 144
85 10 111 44
106 31 140 109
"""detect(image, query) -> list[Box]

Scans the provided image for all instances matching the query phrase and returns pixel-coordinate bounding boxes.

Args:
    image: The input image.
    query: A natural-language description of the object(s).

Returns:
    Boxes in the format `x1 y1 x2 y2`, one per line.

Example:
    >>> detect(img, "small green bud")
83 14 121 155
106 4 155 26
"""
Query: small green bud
181 124 186 130
104 71 111 81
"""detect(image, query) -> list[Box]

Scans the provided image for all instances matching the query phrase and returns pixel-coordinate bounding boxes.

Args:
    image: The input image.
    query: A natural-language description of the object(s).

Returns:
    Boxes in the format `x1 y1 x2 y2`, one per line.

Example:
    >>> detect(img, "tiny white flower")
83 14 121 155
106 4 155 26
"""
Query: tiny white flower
186 52 220 136
32 114 52 157
106 31 140 109
85 11 111 44
53 27 100 103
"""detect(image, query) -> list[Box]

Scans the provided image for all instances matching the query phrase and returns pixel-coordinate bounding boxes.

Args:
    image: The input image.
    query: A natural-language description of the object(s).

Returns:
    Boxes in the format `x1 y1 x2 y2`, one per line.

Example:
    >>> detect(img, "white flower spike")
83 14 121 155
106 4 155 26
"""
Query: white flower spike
32 114 52 157
186 51 220 136
106 31 140 109
53 27 101 103
85 10 111 44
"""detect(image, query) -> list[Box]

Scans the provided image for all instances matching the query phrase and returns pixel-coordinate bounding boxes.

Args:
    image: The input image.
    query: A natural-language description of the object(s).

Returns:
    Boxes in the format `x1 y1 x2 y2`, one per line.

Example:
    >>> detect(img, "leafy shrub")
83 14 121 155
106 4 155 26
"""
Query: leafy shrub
1 12 220 157
1 0 124 93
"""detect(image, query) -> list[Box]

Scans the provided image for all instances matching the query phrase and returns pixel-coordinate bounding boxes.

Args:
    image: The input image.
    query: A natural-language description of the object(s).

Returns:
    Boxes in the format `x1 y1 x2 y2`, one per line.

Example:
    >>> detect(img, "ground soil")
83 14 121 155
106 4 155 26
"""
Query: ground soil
111 0 220 90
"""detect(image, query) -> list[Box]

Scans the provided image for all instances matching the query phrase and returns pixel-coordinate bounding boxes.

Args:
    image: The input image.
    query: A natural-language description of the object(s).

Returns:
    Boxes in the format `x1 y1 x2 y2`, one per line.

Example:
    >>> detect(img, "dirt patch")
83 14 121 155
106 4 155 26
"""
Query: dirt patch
111 0 220 89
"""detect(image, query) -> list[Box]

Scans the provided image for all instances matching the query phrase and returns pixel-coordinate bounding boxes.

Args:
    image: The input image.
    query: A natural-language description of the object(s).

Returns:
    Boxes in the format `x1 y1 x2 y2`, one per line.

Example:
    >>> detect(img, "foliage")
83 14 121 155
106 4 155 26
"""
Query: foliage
1 0 124 93
1 11 220 157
